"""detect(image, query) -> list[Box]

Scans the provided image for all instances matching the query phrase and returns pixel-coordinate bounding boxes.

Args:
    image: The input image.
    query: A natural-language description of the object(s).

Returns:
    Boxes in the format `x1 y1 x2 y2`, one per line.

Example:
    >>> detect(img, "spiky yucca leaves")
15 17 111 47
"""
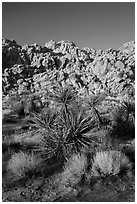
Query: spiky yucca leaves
37 109 98 160
58 107 99 153
39 127 74 161
84 93 106 127
110 100 135 140
30 104 98 161
30 108 72 160
112 98 135 123
30 85 99 160
122 98 135 121
49 84 78 114
30 108 58 132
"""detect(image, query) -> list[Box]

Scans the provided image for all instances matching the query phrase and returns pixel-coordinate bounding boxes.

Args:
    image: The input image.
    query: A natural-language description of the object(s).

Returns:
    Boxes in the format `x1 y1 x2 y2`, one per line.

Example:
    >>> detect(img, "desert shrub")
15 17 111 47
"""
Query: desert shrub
58 108 98 152
30 154 88 200
49 84 78 109
30 108 58 130
90 150 132 178
122 97 135 118
96 129 121 152
110 101 135 140
7 151 42 179
4 91 45 118
59 153 87 188
83 93 106 127
30 101 98 161
30 109 67 160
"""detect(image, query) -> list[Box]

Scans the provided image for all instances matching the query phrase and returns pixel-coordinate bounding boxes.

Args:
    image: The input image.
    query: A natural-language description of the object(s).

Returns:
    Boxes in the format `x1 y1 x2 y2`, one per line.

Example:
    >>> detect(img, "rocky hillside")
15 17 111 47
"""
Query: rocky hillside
2 38 135 101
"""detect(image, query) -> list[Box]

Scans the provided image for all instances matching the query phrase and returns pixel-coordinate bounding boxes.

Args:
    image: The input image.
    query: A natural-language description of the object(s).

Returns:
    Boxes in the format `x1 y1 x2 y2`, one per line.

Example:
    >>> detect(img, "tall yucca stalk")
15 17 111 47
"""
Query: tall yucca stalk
48 84 79 133
84 93 106 127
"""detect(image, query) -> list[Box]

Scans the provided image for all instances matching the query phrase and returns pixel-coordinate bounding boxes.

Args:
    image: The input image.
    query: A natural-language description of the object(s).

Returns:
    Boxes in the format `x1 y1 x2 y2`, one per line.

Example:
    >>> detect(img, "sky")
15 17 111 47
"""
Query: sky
2 2 135 50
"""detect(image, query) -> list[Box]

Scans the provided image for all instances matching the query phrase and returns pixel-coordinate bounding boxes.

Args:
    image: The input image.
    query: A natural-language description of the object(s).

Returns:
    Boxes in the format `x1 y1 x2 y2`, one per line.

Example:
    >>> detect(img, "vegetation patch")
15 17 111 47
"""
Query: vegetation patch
2 37 135 201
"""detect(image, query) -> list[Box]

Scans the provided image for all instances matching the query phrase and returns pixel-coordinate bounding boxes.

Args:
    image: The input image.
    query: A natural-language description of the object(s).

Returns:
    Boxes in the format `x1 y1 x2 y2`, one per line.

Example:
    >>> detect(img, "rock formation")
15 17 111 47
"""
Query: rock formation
2 38 135 102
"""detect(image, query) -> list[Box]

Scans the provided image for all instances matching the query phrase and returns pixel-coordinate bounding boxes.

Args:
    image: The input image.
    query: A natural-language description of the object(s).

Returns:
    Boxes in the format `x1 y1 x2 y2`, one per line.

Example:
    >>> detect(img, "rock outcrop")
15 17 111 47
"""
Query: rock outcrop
2 38 135 101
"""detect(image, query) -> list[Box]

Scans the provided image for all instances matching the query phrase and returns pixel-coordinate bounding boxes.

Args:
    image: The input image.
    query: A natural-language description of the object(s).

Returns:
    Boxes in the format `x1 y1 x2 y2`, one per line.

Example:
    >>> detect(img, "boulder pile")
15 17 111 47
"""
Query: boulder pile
2 38 135 101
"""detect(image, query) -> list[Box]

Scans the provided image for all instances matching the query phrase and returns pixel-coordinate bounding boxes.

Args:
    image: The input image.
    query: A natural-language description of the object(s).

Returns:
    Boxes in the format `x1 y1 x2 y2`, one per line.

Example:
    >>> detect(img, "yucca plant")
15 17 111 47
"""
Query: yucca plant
30 108 71 160
122 98 135 121
30 105 98 161
30 108 58 132
48 84 78 115
39 127 73 160
58 108 99 153
84 93 106 128
110 102 135 140
29 85 100 160
111 98 135 124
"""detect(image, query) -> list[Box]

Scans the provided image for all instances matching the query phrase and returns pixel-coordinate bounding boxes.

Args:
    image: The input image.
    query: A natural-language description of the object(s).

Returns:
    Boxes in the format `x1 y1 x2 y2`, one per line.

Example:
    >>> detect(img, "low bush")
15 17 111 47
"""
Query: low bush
59 153 87 188
7 151 42 179
90 150 132 178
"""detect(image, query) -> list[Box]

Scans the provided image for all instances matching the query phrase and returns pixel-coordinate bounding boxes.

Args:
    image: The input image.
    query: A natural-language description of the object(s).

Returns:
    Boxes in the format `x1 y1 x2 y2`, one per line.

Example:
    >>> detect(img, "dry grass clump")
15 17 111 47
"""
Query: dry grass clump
59 153 87 188
49 153 88 198
7 151 42 179
91 150 132 178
